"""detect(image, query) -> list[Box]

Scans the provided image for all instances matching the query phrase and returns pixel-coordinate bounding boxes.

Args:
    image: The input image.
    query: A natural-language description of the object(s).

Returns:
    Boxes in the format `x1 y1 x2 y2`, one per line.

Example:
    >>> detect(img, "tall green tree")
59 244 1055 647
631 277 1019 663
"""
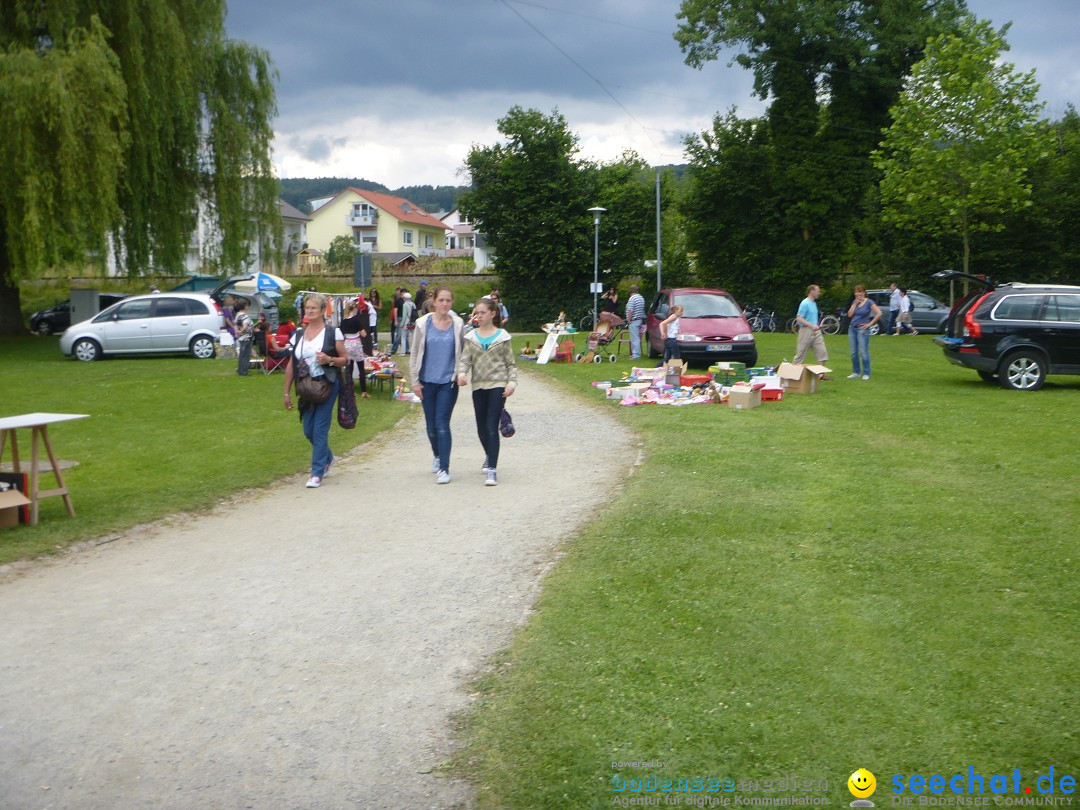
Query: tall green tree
873 15 1052 275
674 0 965 295
458 107 594 329
0 0 278 334
326 235 360 272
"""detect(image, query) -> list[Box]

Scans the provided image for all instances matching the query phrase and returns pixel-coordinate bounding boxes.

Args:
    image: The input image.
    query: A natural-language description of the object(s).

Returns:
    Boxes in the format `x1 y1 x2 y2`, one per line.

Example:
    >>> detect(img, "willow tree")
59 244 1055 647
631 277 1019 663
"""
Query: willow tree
0 1 278 335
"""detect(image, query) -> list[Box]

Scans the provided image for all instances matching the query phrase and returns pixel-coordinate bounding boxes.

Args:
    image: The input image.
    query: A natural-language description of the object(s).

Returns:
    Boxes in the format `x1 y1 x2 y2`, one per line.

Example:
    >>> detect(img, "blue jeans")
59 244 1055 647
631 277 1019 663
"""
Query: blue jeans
301 377 339 478
887 309 899 335
421 380 458 472
629 318 645 358
472 387 504 469
662 337 680 363
849 326 872 376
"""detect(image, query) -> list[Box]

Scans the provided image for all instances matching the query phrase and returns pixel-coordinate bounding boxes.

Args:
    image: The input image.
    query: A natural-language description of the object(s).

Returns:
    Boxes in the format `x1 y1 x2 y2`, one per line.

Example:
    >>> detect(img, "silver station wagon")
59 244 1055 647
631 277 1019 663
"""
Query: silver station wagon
60 293 224 361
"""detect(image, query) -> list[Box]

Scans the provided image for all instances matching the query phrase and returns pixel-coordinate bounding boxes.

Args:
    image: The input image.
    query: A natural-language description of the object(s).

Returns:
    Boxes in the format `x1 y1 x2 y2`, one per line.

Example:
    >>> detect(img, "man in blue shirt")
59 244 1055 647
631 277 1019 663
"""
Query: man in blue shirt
624 285 646 359
793 284 829 365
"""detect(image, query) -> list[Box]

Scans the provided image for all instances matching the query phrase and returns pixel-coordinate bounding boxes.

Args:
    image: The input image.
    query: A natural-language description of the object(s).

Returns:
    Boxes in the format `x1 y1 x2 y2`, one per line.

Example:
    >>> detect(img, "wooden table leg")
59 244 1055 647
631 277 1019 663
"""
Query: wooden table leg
29 427 40 526
40 426 76 517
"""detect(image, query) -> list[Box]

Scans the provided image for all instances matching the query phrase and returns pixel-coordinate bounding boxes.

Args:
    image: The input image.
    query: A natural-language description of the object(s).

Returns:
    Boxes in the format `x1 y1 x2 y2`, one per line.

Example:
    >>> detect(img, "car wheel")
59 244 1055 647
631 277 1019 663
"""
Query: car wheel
35 320 53 336
744 350 758 368
869 323 882 336
998 350 1046 391
190 335 216 359
977 370 997 383
72 338 101 362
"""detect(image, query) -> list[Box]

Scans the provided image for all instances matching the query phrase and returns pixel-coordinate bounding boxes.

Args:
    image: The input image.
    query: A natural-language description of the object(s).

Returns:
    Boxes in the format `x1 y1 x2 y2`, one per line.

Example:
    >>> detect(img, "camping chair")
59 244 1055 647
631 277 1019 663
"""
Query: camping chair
554 339 575 363
262 333 290 374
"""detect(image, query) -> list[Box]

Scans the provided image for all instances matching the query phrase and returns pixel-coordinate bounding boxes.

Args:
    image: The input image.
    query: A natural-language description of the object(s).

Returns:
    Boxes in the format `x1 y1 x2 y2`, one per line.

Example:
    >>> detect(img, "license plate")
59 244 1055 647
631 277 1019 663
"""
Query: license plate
706 344 732 352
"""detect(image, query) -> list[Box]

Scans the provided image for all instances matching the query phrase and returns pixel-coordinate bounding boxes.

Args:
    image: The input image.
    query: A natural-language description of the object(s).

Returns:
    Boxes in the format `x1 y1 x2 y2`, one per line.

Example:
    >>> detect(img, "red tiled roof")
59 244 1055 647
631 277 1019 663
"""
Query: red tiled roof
347 187 449 230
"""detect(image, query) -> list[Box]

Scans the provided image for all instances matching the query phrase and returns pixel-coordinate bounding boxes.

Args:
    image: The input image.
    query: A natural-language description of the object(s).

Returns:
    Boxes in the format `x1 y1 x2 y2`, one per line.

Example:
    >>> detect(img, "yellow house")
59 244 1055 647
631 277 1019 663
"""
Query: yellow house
306 187 449 258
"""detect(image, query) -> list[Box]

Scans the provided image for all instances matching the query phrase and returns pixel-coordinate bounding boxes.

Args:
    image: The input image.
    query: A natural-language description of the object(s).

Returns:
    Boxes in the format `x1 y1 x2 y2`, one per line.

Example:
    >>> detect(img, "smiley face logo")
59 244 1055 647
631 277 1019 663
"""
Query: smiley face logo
848 769 877 798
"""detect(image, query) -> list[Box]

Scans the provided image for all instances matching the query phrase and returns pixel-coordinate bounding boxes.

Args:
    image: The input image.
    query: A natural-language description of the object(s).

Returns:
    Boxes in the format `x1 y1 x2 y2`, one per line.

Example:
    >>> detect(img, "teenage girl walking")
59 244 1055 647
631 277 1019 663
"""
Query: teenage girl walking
457 297 517 487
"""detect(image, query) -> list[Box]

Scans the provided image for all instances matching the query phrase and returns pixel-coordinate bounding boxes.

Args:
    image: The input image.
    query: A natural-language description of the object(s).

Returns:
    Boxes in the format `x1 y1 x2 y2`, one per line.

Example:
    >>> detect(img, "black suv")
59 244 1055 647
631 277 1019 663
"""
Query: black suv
30 293 128 336
933 270 1080 391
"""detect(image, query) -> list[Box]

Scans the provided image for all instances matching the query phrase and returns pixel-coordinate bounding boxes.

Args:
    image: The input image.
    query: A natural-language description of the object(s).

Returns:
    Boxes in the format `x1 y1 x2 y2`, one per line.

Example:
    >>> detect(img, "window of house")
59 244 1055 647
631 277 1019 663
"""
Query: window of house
403 230 413 246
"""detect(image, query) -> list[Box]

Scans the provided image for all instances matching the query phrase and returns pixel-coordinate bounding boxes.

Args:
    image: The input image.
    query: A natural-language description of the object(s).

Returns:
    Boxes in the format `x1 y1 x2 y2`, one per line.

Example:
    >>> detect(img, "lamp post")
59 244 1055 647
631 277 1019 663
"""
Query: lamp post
588 206 606 331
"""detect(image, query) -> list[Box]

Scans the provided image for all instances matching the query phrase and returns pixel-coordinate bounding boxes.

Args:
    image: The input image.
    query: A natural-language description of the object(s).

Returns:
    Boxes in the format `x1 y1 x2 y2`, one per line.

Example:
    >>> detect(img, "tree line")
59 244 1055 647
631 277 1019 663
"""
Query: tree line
460 2 1080 327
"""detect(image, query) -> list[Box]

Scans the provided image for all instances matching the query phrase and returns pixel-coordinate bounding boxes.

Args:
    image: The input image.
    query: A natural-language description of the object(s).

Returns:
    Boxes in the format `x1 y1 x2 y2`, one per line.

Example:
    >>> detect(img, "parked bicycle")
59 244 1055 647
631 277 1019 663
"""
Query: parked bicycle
743 304 778 333
787 308 843 335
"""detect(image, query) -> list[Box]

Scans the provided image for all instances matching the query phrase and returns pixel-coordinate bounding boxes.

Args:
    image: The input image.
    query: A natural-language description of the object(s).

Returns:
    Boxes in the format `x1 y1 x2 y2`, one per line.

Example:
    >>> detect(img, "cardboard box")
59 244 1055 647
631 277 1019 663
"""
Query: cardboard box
681 374 711 387
0 489 31 529
605 386 636 400
727 384 762 410
664 359 686 387
776 362 831 394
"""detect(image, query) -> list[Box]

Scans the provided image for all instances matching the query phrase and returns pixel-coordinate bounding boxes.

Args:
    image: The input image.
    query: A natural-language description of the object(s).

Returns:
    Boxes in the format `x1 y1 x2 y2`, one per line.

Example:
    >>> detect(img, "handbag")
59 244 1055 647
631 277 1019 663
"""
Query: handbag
294 353 333 404
337 364 358 429
499 408 515 438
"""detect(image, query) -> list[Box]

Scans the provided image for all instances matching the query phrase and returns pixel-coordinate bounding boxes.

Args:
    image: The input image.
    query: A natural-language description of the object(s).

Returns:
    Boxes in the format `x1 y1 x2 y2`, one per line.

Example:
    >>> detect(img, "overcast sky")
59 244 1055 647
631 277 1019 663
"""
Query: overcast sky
223 0 1080 189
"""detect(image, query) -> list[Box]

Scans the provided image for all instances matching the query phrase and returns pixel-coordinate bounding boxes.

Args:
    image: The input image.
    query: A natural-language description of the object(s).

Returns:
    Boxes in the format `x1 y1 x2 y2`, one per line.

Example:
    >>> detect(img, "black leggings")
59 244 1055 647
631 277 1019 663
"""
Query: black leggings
472 387 505 469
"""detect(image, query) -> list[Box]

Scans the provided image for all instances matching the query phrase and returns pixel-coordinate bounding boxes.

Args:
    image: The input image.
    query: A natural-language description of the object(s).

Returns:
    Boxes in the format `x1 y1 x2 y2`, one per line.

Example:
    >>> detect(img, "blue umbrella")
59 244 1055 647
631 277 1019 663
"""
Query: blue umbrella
235 272 291 293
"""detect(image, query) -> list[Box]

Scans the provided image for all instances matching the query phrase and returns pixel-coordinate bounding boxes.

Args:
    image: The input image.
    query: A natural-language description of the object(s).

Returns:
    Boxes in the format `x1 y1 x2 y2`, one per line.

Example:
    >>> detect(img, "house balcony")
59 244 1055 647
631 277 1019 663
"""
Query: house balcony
346 213 378 227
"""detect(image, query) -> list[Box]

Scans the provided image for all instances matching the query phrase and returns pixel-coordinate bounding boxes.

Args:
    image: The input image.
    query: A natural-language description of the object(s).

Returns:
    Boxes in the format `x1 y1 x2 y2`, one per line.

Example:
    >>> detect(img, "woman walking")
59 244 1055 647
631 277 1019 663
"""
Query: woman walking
410 286 464 484
283 293 347 488
457 297 517 487
846 284 881 380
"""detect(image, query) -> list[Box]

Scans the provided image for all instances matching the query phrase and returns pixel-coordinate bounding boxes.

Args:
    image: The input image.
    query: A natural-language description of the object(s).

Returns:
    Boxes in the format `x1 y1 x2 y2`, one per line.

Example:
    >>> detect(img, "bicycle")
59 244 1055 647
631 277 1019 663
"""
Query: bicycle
787 309 842 335
743 304 778 332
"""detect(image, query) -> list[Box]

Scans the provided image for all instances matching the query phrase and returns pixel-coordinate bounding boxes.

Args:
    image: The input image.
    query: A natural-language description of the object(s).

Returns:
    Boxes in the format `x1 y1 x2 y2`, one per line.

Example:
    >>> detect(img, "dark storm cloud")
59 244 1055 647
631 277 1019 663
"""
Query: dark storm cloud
224 0 1079 185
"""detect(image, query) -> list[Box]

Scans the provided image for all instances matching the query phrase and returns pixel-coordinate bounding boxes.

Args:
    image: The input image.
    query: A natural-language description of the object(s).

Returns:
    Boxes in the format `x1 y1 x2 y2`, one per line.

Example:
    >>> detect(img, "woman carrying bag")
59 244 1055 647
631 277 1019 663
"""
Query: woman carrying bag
283 294 347 489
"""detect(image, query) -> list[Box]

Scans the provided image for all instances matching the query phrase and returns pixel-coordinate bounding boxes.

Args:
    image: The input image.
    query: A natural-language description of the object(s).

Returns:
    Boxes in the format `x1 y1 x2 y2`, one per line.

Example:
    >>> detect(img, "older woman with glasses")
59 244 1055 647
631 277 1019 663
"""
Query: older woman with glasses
283 293 347 488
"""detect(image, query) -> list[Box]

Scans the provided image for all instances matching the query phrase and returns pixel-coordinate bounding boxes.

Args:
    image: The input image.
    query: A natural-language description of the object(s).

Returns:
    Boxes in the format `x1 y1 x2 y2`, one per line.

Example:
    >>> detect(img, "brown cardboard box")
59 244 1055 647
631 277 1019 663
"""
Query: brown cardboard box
777 362 831 394
727 384 762 410
664 359 686 387
0 489 31 529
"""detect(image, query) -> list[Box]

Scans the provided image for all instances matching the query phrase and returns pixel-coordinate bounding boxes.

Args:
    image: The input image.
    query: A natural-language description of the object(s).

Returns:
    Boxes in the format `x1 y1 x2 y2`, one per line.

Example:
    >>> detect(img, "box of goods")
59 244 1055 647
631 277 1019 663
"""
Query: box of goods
776 362 832 395
680 374 711 387
727 383 762 410
745 367 768 378
605 386 641 400
631 367 666 382
760 388 784 402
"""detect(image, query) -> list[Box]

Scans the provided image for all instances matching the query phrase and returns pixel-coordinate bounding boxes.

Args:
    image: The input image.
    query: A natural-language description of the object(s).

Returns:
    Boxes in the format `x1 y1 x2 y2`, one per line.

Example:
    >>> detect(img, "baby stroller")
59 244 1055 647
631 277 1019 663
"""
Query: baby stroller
577 312 625 364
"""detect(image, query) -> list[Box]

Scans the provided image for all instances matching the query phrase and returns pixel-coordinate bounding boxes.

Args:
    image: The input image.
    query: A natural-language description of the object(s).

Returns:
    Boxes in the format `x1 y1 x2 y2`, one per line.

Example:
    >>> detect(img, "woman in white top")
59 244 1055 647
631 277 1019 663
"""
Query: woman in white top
283 294 347 488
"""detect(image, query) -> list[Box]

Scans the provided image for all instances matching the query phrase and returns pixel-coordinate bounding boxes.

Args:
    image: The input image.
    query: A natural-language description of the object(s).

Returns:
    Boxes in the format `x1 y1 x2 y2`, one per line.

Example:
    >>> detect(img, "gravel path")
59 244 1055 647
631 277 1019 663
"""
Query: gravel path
0 368 634 810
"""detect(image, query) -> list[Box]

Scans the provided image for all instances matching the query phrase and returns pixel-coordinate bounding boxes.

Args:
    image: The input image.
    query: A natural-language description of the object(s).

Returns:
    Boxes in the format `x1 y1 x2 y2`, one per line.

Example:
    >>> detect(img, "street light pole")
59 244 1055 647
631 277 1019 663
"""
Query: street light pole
588 206 606 331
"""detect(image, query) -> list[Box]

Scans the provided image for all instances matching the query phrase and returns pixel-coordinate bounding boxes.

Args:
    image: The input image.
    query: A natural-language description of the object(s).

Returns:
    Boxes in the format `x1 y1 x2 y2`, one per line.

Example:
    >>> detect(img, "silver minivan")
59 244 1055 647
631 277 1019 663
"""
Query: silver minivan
60 293 224 361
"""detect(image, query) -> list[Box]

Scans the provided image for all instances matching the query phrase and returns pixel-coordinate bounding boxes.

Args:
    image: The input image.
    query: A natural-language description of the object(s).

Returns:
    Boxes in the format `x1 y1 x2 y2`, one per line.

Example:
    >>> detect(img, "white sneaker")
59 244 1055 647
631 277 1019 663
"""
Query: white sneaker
324 455 336 478
436 470 451 484
847 373 860 379
862 374 870 380
485 470 498 487
431 457 440 473
305 476 321 488
481 460 492 473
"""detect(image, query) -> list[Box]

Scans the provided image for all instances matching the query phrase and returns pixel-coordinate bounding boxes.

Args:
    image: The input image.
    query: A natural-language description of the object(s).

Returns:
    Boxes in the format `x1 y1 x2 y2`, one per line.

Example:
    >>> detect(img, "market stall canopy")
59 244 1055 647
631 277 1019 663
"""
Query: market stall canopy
233 272 292 293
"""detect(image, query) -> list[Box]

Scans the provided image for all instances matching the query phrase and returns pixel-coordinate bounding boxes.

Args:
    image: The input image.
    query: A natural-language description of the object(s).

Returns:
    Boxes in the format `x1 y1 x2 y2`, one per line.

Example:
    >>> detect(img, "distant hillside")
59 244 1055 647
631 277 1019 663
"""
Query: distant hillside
278 178 469 215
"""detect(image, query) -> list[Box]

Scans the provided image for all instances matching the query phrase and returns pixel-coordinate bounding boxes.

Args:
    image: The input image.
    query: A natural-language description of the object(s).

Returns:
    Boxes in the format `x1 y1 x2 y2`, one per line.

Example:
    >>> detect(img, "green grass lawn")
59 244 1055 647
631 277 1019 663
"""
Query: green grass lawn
0 336 408 564
457 331 1080 807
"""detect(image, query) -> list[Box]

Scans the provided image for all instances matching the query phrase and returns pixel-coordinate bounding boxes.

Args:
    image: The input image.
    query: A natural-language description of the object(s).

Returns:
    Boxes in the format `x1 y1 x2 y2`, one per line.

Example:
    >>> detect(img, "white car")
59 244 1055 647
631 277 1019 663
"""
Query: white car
60 293 224 361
